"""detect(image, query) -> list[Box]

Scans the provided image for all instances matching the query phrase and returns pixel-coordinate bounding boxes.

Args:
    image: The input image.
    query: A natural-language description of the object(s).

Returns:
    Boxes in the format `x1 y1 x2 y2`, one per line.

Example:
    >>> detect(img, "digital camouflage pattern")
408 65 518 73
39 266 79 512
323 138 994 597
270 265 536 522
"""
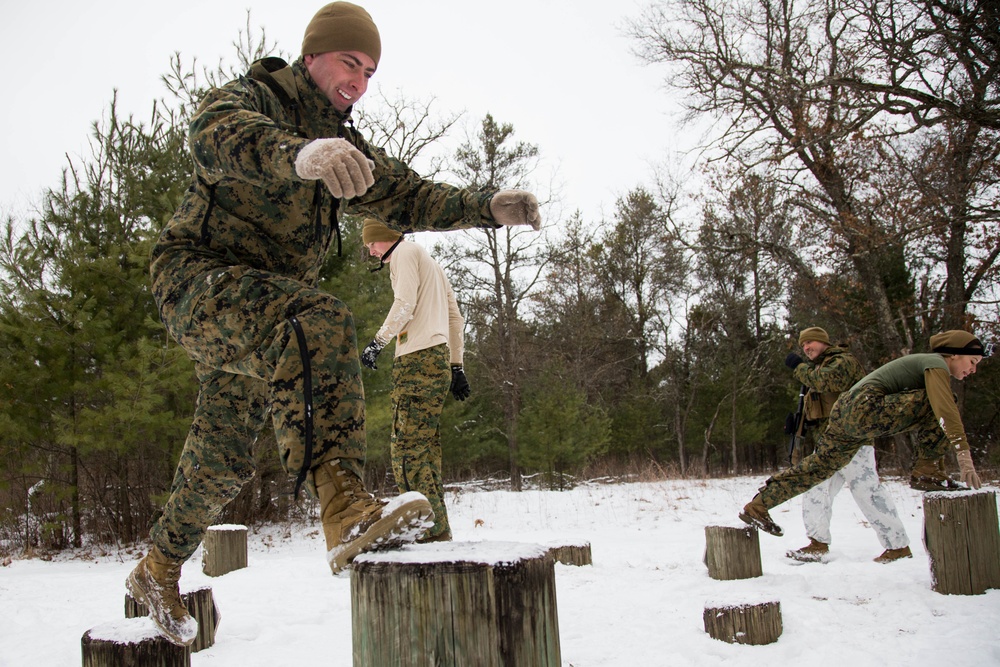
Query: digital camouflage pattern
791 345 867 462
760 383 945 509
148 57 498 560
389 344 451 539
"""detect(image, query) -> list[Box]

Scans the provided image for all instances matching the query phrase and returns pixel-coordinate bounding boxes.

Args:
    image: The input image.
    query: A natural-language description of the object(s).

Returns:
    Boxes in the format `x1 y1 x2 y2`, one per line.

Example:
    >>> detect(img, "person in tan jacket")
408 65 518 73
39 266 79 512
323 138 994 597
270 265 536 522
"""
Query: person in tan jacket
361 219 469 541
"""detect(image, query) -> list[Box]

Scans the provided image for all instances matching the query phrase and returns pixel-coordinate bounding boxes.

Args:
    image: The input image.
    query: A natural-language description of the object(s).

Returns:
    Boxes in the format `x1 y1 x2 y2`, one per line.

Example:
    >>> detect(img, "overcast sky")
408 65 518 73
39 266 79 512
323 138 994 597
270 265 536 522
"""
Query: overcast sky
1 0 694 224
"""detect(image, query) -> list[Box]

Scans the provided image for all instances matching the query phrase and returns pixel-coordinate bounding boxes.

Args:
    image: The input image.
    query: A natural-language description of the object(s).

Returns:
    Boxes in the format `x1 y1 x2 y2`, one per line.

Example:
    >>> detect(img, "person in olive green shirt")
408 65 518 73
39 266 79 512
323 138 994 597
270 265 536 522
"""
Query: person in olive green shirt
741 330 988 544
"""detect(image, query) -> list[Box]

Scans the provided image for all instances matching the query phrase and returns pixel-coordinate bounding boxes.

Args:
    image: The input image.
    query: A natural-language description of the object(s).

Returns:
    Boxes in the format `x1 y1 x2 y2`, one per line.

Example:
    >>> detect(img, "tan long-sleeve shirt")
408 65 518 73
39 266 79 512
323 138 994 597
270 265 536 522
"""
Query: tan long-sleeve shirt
376 240 464 365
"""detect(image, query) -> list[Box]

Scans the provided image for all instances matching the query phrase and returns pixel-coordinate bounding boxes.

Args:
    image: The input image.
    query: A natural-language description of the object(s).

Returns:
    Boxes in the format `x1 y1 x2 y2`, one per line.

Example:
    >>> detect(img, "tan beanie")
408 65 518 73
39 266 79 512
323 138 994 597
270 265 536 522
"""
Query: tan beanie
798 327 831 346
362 218 402 244
930 330 986 356
302 2 381 65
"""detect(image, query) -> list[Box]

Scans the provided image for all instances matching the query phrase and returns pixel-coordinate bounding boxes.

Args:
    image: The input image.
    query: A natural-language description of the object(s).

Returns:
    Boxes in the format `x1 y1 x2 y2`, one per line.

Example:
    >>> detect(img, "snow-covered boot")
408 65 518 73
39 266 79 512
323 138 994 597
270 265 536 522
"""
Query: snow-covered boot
786 538 829 562
874 546 912 563
739 494 783 536
125 545 198 647
910 457 967 491
314 460 434 574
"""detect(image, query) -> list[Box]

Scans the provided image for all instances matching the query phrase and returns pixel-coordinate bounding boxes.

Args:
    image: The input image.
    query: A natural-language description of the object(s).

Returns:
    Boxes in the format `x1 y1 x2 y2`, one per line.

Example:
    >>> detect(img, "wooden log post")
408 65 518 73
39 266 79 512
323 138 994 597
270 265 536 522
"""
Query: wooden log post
704 525 762 580
82 618 190 666
703 600 782 645
202 524 248 577
923 490 1000 595
126 586 221 653
546 541 592 566
351 541 561 667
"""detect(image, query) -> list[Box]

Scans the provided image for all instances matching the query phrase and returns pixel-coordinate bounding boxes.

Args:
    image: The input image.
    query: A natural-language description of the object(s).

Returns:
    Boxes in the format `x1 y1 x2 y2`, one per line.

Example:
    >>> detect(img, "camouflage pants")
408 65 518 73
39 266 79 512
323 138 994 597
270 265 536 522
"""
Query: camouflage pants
150 255 366 561
390 344 451 538
760 384 945 510
801 444 909 549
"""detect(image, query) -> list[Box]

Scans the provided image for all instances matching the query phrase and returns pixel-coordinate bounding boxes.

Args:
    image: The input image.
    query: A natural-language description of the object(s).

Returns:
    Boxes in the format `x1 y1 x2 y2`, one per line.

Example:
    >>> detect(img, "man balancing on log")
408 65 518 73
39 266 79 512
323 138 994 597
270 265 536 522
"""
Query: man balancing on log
125 1 541 647
740 330 990 563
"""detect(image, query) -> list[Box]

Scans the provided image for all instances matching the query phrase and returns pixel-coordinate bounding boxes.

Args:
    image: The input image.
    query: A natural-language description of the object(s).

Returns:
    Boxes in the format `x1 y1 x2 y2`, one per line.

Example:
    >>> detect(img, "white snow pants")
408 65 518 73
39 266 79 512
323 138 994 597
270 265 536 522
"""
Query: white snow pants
801 445 909 549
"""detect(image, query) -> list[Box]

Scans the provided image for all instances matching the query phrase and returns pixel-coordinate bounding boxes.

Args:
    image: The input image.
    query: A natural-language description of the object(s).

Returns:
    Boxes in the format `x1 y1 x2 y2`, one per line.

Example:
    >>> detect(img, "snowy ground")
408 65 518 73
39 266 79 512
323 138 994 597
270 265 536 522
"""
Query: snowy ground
1 475 998 666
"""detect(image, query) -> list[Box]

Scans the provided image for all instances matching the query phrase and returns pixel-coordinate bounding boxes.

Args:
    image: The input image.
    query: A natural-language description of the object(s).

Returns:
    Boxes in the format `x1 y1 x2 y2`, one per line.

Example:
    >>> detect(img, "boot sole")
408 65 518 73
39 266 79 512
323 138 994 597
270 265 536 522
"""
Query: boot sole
910 477 968 492
739 510 784 536
328 494 434 574
125 568 198 647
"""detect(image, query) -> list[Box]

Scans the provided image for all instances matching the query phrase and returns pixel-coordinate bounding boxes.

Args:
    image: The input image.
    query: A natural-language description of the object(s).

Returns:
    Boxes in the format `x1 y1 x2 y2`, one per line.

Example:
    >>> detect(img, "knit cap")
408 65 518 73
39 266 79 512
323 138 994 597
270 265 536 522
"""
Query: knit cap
362 218 402 244
302 2 381 65
798 327 831 346
930 330 988 356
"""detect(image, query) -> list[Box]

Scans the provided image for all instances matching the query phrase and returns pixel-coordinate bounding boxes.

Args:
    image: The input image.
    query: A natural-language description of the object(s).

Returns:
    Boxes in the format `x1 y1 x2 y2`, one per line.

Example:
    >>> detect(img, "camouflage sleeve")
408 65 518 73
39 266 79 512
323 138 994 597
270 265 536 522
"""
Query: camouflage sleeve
345 127 499 233
793 353 864 394
924 367 969 451
188 77 309 187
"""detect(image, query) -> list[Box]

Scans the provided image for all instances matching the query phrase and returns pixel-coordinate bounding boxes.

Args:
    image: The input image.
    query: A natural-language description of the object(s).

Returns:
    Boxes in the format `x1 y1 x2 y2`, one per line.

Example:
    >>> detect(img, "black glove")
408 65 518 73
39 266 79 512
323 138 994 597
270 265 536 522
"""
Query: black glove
361 339 386 370
784 352 803 369
450 365 471 401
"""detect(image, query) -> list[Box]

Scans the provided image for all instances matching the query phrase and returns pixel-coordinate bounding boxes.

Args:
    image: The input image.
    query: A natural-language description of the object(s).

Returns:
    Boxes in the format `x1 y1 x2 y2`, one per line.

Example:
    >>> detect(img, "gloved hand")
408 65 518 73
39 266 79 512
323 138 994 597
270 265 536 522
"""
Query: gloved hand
450 365 471 401
490 190 541 230
361 338 386 370
784 352 803 369
294 138 375 199
956 449 982 489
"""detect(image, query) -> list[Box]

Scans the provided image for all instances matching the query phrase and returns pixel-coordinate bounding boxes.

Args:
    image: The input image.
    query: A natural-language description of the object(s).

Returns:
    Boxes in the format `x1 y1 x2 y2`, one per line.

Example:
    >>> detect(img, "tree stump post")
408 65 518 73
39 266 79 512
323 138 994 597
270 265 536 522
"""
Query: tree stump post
923 490 1000 595
351 541 561 667
126 586 221 653
703 600 782 645
704 525 762 580
82 618 190 666
546 541 592 566
202 524 248 577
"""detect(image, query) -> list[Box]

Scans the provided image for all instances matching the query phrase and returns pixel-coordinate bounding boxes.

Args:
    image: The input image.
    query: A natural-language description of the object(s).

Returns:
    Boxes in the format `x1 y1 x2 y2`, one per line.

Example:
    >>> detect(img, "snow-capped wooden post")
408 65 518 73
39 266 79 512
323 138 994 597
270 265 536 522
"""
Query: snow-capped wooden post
202 524 248 576
923 490 1000 595
125 586 220 653
546 541 592 566
351 542 561 666
704 525 762 580
703 599 782 645
81 618 190 666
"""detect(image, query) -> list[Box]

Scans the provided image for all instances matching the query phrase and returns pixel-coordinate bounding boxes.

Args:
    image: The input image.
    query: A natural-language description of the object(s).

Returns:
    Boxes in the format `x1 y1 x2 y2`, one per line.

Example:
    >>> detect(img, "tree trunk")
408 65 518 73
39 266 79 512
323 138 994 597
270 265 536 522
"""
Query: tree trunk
703 600 782 645
351 543 561 666
704 525 762 580
923 491 1000 595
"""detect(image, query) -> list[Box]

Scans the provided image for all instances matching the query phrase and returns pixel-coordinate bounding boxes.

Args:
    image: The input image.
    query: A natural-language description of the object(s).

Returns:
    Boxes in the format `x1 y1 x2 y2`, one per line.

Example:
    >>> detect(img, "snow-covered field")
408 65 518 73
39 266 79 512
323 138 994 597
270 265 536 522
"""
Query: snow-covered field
2 475 998 666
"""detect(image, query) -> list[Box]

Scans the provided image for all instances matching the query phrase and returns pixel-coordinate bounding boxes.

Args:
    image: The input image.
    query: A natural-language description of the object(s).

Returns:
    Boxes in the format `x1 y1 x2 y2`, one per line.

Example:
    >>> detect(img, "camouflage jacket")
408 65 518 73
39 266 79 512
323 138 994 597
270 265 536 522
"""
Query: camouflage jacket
793 346 866 421
151 56 496 289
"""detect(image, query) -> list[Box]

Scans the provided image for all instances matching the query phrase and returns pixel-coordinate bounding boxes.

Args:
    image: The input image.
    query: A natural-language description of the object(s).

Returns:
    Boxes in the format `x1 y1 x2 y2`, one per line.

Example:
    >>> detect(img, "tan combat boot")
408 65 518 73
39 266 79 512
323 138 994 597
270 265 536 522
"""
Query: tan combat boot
786 538 830 563
739 494 783 536
314 460 434 574
874 546 913 563
910 457 966 491
125 545 198 647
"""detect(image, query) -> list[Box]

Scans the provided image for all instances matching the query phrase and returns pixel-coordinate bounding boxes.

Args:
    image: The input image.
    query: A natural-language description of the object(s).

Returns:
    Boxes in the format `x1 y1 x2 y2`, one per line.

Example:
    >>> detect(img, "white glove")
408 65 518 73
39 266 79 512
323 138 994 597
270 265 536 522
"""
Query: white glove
490 190 541 230
956 449 981 489
294 138 375 199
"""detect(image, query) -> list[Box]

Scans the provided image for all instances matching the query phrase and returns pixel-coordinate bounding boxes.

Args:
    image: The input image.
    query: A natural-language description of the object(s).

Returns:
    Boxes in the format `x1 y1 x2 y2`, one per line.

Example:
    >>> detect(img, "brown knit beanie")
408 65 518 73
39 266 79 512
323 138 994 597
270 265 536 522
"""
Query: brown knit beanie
798 327 831 346
930 330 986 356
362 218 402 244
302 2 381 65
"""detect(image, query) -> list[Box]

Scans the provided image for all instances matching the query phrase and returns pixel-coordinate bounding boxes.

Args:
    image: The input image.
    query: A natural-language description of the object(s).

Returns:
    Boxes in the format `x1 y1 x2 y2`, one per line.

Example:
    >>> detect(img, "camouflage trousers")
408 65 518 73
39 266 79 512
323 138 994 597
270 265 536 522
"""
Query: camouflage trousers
149 254 366 561
390 344 451 539
760 384 946 510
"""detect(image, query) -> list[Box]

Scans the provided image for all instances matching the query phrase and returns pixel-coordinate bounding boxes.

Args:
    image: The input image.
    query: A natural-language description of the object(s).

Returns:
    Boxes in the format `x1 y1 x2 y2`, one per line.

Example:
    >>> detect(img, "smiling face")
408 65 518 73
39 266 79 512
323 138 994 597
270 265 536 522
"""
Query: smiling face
304 50 376 112
945 354 982 380
802 340 829 361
